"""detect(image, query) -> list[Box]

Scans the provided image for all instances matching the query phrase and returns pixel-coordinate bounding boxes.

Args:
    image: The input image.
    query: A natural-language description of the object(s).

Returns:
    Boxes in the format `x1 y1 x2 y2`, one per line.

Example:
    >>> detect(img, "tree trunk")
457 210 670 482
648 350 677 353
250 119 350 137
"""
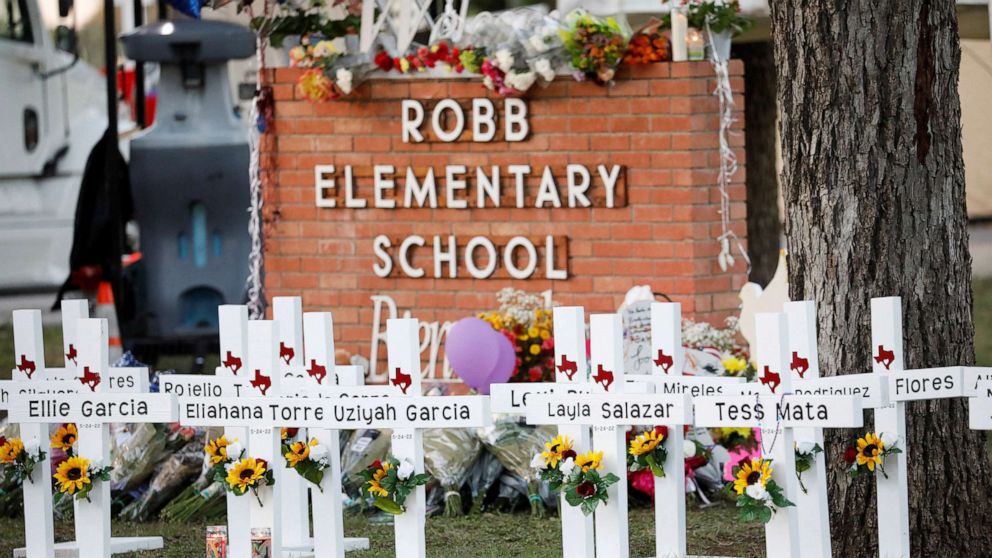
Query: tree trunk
769 0 992 555
736 42 781 287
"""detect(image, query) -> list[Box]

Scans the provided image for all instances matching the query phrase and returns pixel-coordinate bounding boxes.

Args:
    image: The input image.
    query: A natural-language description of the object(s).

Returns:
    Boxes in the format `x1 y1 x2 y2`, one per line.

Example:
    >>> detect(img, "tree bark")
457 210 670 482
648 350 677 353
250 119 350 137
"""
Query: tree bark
736 42 781 287
769 0 992 555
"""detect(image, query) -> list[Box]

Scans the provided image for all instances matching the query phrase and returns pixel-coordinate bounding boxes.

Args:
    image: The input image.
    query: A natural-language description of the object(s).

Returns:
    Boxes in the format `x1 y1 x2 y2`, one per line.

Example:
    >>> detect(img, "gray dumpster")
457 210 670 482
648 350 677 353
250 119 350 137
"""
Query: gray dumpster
122 19 255 341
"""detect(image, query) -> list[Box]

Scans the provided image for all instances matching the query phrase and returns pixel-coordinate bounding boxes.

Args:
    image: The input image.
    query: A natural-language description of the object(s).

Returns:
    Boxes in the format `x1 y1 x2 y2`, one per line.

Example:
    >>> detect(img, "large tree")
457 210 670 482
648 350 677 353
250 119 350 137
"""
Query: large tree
769 0 992 555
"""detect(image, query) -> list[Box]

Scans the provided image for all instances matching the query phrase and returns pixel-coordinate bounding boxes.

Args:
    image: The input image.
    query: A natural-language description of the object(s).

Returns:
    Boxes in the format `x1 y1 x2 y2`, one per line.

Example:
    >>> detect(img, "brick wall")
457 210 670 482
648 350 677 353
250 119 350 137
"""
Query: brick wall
260 60 748 368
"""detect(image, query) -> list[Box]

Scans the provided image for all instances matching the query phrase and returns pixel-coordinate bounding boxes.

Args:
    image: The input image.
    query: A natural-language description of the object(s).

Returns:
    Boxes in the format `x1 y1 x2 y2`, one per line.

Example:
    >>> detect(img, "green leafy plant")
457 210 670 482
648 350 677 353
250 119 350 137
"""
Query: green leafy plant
723 459 794 524
358 457 431 515
794 442 823 494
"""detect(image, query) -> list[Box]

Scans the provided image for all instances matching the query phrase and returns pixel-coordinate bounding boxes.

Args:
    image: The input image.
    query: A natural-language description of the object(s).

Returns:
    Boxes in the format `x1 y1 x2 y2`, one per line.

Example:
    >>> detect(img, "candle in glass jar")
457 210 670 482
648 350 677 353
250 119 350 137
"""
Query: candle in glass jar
251 528 272 558
671 8 688 61
687 29 705 60
206 526 227 558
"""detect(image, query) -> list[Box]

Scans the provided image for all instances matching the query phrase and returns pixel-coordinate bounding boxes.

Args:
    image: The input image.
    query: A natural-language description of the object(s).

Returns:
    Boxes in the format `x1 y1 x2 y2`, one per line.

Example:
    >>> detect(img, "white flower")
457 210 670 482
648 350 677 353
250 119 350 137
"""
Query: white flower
482 75 495 91
683 440 697 457
494 49 515 72
335 68 353 95
745 483 769 501
530 453 545 470
309 443 329 465
533 58 555 82
397 459 415 480
24 442 40 456
226 442 244 461
880 432 898 449
559 457 576 477
796 441 816 456
505 71 536 92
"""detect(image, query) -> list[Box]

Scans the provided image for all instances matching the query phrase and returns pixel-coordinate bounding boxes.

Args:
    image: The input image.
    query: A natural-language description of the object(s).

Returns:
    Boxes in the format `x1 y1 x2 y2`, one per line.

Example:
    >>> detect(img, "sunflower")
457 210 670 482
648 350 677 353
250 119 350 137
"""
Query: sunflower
368 462 392 497
629 430 663 457
54 456 91 495
285 439 317 467
541 435 575 468
205 436 231 465
733 459 772 495
856 433 884 471
226 458 266 493
575 451 603 473
0 437 24 464
51 424 78 452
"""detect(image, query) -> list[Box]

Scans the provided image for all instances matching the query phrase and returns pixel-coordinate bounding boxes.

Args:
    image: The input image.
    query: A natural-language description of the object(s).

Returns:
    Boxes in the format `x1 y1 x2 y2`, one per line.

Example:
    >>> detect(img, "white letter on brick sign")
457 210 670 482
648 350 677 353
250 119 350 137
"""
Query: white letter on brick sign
465 237 498 279
314 165 336 208
445 165 468 209
504 98 529 141
399 235 426 278
504 236 537 279
432 99 465 142
597 165 622 208
373 235 393 278
404 167 437 208
374 165 396 208
544 236 567 280
567 164 591 208
433 235 457 279
401 99 424 143
472 98 497 142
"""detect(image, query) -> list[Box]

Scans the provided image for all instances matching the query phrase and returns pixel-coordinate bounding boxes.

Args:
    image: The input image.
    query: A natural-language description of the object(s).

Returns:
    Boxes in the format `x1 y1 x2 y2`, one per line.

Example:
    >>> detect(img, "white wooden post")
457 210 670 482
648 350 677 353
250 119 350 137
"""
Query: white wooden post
273 297 311 549
61 299 88 372
649 302 686 558
783 301 830 558
753 312 800 557
216 305 253 558
386 317 426 558
550 306 595 558
588 313 629 558
74 318 113 558
871 297 910 557
246 320 283 557
11 310 55 558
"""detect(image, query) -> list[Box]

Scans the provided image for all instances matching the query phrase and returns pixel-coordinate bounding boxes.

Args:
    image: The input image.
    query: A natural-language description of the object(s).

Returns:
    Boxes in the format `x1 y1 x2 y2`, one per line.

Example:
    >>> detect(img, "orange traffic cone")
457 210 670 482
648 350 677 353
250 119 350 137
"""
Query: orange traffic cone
96 282 123 362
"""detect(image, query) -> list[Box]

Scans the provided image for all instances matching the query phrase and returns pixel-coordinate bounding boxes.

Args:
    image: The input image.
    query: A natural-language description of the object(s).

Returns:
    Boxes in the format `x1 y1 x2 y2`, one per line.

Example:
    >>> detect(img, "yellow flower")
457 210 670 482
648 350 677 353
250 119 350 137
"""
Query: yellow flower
716 427 752 440
541 435 574 468
733 459 772 495
54 456 91 495
205 436 231 465
226 458 266 493
856 433 884 471
722 356 748 374
529 344 541 355
0 437 24 464
540 329 551 340
368 462 392 497
528 327 540 338
51 424 78 452
297 69 335 102
575 451 603 472
629 431 663 457
285 439 317 467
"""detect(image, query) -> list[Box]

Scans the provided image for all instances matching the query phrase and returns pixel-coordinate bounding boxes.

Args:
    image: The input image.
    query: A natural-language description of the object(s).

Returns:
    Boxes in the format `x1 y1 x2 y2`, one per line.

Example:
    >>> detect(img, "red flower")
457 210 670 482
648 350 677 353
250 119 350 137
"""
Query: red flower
684 455 708 474
562 449 577 461
654 426 669 439
370 459 383 471
0 436 6 447
576 481 597 498
843 446 857 465
528 367 542 382
257 459 268 471
374 50 393 72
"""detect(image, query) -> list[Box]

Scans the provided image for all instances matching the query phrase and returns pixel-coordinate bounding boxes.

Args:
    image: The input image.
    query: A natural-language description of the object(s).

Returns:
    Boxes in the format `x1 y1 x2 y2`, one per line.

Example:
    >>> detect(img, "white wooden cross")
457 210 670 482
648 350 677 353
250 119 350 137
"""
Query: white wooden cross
694 312 865 558
7 317 177 558
4 310 162 558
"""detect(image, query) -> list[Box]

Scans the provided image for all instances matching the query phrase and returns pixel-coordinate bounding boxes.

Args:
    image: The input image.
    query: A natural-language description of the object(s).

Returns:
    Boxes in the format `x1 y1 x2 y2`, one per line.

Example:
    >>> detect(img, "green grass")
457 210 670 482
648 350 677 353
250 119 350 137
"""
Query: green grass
0 505 760 557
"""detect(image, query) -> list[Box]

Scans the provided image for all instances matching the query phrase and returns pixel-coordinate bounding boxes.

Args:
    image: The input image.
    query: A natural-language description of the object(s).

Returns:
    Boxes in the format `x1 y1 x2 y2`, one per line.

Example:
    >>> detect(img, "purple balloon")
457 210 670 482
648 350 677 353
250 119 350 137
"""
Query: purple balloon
446 317 500 390
482 332 516 392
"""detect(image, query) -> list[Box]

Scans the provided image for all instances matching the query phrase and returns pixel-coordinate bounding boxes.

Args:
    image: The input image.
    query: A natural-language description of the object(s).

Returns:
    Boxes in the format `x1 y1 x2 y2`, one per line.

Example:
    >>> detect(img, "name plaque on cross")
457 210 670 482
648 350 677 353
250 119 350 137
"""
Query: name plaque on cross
525 392 692 426
9 393 179 424
693 394 864 428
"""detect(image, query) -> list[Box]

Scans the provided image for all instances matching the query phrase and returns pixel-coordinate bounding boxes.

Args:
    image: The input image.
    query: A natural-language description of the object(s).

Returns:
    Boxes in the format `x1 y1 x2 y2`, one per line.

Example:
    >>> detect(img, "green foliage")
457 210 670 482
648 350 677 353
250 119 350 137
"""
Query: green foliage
685 0 753 35
357 457 431 515
794 443 823 494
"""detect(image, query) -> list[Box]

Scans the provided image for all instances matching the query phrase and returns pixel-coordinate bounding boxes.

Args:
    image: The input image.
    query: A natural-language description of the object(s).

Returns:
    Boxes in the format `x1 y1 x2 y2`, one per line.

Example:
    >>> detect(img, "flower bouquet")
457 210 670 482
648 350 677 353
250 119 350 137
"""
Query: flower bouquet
248 0 360 49
560 11 630 85
622 18 670 65
374 41 464 74
205 435 276 506
358 456 431 515
0 436 44 485
480 420 555 517
627 427 668 477
283 436 331 490
460 13 539 97
684 0 752 36
535 435 620 516
478 288 556 383
53 456 113 504
844 432 901 479
724 458 793 524
794 441 823 494
423 428 481 516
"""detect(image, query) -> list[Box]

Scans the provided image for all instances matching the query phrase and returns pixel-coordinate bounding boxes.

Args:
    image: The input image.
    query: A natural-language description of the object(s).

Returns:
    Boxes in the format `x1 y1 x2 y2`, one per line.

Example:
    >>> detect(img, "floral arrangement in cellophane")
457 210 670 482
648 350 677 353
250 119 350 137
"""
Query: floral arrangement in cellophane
724 458 793 524
358 456 431 515
478 288 555 382
534 434 619 516
50 424 113 503
0 435 45 485
843 432 901 478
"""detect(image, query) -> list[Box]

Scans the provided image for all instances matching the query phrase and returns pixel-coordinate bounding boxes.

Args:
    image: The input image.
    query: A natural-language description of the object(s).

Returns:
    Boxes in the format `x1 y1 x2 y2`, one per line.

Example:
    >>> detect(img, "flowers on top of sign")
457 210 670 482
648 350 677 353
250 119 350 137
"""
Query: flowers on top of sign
724 458 794 524
478 288 556 383
0 436 45 485
246 0 360 49
358 456 431 515
535 434 620 516
560 11 630 86
844 432 901 479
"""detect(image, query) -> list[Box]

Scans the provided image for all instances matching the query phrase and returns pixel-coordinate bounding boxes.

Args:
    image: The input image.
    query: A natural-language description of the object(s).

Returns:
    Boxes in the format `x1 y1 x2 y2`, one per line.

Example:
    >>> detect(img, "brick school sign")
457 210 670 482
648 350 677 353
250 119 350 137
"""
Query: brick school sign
260 61 747 374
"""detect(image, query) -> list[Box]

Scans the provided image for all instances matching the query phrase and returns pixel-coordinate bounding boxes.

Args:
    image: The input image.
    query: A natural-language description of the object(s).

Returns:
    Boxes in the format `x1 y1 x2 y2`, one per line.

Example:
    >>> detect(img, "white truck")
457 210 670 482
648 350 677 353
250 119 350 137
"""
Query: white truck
0 0 110 290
